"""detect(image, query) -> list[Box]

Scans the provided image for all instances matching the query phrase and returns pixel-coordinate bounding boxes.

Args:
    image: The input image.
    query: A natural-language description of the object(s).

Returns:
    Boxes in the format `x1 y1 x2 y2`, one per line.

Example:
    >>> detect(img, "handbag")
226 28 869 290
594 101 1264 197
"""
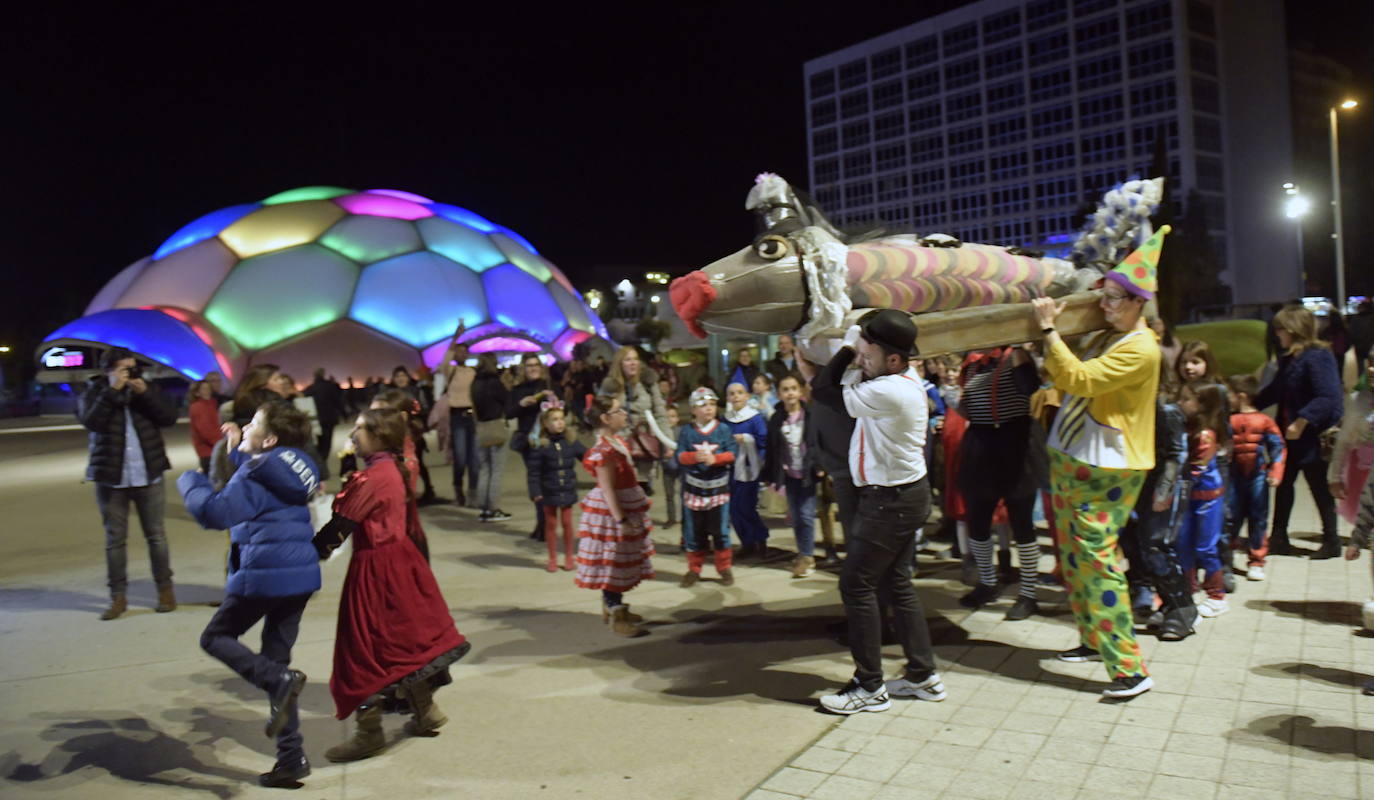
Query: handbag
626 423 663 462
477 418 507 447
1319 425 1341 463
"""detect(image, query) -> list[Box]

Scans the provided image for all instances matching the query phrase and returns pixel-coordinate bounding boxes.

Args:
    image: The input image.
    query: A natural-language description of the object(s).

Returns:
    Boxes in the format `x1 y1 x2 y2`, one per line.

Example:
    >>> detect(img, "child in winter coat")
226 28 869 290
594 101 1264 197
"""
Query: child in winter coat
527 403 587 572
1226 375 1286 581
1178 380 1232 618
659 404 682 529
177 401 321 788
763 374 821 577
677 387 737 586
725 382 769 558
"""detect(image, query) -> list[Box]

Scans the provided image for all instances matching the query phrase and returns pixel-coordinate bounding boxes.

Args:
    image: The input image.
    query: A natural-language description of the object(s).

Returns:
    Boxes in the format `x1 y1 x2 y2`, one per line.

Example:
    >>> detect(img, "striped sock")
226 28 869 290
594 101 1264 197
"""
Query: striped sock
969 537 997 587
1017 541 1041 599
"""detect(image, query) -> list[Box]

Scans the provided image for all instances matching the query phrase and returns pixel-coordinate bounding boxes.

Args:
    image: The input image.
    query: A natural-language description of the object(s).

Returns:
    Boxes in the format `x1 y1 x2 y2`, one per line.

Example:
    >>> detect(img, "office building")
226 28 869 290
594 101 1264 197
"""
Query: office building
803 0 1297 305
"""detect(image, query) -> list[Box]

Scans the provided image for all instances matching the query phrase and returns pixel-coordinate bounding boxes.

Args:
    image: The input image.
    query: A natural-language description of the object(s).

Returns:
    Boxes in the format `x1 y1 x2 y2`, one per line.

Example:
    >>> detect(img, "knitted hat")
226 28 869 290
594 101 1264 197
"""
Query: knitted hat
1104 224 1170 300
689 387 718 407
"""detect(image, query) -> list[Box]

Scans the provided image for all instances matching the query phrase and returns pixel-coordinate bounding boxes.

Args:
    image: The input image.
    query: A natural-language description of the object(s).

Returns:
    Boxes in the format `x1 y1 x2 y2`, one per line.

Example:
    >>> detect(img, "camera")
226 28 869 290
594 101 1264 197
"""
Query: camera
125 364 143 381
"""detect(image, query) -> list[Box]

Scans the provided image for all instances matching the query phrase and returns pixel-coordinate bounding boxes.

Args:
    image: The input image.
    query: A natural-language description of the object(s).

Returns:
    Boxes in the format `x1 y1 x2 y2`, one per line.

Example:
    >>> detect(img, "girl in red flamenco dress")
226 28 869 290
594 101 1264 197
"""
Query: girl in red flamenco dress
575 395 655 637
313 407 469 762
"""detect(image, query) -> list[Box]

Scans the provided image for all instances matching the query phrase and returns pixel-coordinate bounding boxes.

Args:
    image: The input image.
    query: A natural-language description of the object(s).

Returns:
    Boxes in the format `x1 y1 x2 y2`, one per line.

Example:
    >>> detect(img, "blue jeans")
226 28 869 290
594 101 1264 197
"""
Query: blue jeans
840 478 935 691
785 475 817 556
730 480 769 545
448 410 476 496
200 592 311 761
1177 494 1225 592
95 481 172 595
475 443 506 512
1227 471 1270 561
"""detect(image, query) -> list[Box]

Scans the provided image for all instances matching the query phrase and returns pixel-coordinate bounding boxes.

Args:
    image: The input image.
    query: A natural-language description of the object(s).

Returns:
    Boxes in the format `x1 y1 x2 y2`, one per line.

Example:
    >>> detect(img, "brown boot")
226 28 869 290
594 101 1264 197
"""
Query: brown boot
608 605 645 637
601 605 643 624
325 702 386 762
403 680 448 736
155 584 177 613
100 594 127 621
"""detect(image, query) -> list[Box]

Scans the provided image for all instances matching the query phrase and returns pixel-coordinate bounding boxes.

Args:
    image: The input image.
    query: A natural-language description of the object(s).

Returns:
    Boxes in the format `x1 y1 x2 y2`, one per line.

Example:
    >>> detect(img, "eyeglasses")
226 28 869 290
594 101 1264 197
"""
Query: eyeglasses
1100 292 1129 306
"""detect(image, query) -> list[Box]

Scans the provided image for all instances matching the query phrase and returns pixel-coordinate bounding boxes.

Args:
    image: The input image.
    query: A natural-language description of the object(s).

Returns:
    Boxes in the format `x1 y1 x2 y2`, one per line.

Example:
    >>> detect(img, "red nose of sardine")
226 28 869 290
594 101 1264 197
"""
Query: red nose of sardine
669 271 716 338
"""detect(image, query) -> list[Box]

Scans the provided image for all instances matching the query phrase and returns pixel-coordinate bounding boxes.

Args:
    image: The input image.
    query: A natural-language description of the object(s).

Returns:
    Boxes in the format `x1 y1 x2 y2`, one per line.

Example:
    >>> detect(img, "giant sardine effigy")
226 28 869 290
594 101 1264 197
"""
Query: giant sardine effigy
669 173 1167 356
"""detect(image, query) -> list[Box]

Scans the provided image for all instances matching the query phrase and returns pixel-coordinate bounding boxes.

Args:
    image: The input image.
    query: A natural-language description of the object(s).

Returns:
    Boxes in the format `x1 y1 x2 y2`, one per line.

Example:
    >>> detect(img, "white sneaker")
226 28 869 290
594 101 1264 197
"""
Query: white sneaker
818 681 891 715
885 672 947 702
1198 597 1230 618
1246 566 1266 581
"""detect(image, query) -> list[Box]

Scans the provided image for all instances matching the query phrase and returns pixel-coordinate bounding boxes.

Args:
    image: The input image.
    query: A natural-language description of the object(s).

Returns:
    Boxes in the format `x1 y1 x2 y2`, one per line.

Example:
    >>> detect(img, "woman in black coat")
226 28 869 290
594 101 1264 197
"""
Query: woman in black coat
509 354 557 537
1255 306 1345 558
471 355 512 521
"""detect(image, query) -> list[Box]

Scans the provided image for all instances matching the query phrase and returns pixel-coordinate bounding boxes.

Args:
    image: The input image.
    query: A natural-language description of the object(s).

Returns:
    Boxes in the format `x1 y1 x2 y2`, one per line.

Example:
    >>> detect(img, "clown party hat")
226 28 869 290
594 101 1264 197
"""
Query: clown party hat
1105 224 1170 300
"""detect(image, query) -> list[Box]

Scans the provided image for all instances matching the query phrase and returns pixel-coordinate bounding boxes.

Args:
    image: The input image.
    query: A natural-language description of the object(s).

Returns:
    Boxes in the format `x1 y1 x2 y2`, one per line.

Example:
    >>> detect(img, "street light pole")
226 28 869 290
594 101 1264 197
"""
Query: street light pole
1330 107 1345 311
1329 99 1358 312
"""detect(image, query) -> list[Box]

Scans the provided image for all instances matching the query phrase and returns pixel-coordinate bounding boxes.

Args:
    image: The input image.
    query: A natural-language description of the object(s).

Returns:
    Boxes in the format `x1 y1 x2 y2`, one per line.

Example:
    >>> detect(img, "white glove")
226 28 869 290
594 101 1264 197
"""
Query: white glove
841 324 863 351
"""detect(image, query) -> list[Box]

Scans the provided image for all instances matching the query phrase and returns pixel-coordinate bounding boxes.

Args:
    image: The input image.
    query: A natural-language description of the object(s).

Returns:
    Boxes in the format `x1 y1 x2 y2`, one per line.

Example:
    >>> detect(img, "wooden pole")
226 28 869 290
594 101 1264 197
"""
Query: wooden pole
808 291 1108 358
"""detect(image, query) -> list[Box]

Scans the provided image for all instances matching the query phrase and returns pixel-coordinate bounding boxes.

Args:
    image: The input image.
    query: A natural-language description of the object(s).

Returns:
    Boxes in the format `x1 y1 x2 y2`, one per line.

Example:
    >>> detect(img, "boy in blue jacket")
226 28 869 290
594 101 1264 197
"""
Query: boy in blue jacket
177 401 322 789
677 388 737 586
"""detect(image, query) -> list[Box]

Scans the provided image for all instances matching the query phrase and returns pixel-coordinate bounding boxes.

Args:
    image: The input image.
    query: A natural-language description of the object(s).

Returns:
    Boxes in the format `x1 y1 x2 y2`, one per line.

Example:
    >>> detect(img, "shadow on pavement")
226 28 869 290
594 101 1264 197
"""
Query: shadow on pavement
2 714 250 798
0 583 224 614
1246 599 1362 626
1253 661 1373 689
1237 714 1374 759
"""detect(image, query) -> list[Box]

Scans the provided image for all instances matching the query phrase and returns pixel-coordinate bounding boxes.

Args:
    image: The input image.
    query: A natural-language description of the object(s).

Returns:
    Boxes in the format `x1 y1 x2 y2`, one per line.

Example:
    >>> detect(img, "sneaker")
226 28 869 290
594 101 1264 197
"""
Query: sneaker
258 755 311 788
885 672 947 702
1198 597 1230 618
1056 645 1102 663
1004 596 1039 621
1222 572 1237 593
719 568 735 587
1102 675 1154 699
959 583 1001 609
478 510 494 522
792 555 815 578
1246 566 1266 581
818 681 892 715
489 509 513 522
680 571 700 588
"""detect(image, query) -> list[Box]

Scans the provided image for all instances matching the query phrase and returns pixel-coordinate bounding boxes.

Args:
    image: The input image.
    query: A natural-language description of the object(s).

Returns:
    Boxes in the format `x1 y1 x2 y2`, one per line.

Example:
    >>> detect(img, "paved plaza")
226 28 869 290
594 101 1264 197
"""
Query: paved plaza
0 419 1371 799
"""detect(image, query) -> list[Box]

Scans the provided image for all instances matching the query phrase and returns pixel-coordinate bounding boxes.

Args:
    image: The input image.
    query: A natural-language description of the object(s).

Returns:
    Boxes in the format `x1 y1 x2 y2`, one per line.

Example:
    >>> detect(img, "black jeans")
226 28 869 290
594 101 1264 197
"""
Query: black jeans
965 490 1037 544
200 592 312 761
1272 458 1338 548
95 481 172 595
840 478 936 691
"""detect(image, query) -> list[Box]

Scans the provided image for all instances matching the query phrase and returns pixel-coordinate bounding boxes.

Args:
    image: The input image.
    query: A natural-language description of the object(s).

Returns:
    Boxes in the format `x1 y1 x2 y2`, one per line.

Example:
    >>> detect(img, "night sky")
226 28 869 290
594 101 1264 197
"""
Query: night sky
3 2 1369 383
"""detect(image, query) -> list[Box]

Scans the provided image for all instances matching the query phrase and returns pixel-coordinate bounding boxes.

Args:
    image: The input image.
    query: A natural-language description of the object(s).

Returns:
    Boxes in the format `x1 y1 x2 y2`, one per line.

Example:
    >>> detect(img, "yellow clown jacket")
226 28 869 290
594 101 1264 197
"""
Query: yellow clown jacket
1044 327 1160 471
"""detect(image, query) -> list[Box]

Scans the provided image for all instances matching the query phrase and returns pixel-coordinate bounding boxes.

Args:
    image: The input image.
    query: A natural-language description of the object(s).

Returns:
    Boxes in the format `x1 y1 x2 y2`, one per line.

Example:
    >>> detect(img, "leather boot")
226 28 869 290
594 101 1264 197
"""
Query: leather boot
602 604 643 624
403 680 448 736
325 701 386 762
563 529 576 571
608 605 644 637
100 593 127 621
155 584 177 613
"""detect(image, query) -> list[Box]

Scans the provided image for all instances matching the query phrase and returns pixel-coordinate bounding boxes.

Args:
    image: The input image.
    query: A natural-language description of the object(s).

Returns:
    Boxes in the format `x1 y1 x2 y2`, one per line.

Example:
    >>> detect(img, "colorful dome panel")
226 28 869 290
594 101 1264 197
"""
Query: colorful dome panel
482 263 565 341
114 238 238 313
415 217 507 271
219 200 346 258
319 215 423 264
351 251 487 348
205 244 358 349
44 309 223 381
46 186 605 381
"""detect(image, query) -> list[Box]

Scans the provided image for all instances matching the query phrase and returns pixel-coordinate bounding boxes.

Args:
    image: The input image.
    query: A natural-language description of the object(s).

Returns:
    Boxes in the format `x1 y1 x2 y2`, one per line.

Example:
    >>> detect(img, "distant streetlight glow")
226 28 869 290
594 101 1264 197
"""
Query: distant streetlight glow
1331 99 1359 308
1284 195 1310 219
1341 99 1358 110
0 346 10 353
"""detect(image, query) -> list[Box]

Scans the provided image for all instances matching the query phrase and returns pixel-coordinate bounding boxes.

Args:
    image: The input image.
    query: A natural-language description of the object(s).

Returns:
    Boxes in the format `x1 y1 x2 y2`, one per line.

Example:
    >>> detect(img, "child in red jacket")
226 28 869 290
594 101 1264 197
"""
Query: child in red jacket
1226 375 1286 581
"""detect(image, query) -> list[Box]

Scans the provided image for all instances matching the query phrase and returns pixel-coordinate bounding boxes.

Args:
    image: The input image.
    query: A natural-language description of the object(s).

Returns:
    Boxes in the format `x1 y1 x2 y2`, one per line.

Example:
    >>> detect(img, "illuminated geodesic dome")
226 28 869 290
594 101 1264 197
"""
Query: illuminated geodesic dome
42 186 608 383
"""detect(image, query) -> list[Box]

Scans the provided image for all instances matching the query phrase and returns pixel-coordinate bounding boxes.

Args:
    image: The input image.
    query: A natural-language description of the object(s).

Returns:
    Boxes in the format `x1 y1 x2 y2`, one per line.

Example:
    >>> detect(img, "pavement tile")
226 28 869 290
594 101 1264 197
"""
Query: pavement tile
886 761 959 792
789 747 851 774
930 723 994 747
1156 752 1225 782
947 770 1015 800
1169 712 1231 736
1051 717 1111 740
1214 786 1290 800
762 767 827 796
856 734 921 762
1038 736 1104 765
841 712 891 734
835 754 903 784
873 783 940 800
1022 756 1092 787
1018 779 1081 800
982 730 1047 755
963 750 1033 776
1106 723 1171 751
816 728 873 753
1286 765 1361 796
909 741 979 766
1089 764 1153 793
1165 730 1229 759
998 710 1058 734
746 791 801 800
808 773 881 800
1095 742 1162 771
1147 773 1219 800
1117 706 1178 730
879 715 944 742
1217 759 1290 789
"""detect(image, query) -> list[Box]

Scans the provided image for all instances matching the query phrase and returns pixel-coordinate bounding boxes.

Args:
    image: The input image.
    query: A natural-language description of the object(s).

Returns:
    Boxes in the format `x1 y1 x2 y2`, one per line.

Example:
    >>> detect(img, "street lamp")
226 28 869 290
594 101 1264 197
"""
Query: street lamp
1330 98 1358 313
1283 183 1308 293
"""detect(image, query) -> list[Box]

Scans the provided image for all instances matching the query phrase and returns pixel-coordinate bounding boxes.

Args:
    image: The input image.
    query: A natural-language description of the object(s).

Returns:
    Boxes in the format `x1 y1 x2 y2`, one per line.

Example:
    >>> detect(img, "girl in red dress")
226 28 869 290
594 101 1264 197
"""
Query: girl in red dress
575 396 655 637
313 407 469 762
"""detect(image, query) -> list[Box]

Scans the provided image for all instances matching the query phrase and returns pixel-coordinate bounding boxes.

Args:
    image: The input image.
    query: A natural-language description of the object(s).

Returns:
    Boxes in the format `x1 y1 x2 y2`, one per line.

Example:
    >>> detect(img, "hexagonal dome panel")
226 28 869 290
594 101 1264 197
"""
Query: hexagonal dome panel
45 186 608 383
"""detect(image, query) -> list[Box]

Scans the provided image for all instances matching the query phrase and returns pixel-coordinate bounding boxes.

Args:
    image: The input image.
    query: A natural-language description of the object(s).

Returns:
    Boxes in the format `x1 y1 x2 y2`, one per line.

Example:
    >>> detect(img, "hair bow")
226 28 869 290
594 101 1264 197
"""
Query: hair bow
540 398 565 412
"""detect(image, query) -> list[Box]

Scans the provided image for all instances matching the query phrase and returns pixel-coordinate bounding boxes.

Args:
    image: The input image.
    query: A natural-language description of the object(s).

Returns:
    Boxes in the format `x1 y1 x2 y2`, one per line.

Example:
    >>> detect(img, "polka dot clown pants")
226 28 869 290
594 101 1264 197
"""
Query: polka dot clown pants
1049 448 1148 680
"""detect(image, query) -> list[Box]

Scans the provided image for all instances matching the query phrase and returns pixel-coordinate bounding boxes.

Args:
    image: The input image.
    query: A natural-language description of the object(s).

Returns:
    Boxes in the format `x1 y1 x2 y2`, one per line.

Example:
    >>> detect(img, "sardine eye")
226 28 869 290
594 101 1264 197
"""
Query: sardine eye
754 234 790 260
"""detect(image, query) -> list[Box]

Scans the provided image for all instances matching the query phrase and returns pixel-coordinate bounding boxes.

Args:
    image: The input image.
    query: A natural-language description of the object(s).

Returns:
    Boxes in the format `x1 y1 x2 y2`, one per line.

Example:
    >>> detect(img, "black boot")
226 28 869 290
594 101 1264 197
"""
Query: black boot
259 756 310 788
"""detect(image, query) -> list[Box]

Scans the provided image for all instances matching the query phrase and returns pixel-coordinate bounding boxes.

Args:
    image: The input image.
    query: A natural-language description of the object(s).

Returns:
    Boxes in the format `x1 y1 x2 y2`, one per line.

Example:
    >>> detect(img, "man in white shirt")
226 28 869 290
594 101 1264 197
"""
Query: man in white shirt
811 310 945 714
